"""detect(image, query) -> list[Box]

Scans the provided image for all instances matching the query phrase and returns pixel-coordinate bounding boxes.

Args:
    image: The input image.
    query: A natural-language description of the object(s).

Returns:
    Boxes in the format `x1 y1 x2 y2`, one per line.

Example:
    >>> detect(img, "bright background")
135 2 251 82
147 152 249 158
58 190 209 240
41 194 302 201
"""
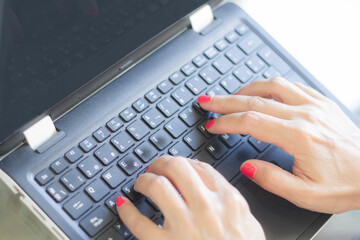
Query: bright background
232 0 360 238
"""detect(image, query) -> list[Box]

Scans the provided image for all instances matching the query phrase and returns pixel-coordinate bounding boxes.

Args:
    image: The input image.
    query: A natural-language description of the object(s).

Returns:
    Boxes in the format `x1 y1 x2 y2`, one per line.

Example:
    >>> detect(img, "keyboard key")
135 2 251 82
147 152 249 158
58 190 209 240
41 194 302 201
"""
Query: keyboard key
171 87 194 106
65 147 83 163
146 198 160 212
132 98 149 113
225 31 239 43
150 130 173 150
105 193 120 215
199 66 220 84
263 66 281 79
169 71 185 84
169 141 192 157
95 144 119 165
61 169 86 192
235 23 250 36
142 108 165 129
35 168 54 186
134 142 157 163
93 127 111 142
192 55 208 68
97 227 121 240
114 221 132 239
50 158 69 174
127 120 150 141
136 200 156 219
258 46 291 76
233 65 253 83
192 101 207 115
220 75 242 94
216 143 258 181
85 179 110 202
212 56 233 74
157 97 179 117
106 117 123 132
145 89 161 103
185 76 207 95
193 151 215 165
78 156 102 179
206 140 228 160
120 108 137 122
157 79 173 93
79 137 97 153
207 85 228 96
47 182 68 203
102 166 126 189
248 137 270 152
119 154 142 175
63 192 92 219
122 181 142 202
179 106 202 127
80 206 114 237
238 33 263 55
153 217 164 228
111 132 135 153
214 39 229 51
225 47 246 65
165 118 187 138
219 134 242 148
183 130 207 151
204 46 219 59
180 64 196 77
198 121 213 138
245 55 266 73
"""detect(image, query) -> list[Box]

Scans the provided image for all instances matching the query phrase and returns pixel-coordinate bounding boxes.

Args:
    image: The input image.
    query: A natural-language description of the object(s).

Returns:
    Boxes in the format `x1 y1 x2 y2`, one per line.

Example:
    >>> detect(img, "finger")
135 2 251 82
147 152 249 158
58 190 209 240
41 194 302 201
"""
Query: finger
238 78 313 105
117 197 165 240
148 156 210 206
294 82 327 101
198 94 293 120
134 173 188 222
205 112 295 154
186 159 229 191
240 160 308 207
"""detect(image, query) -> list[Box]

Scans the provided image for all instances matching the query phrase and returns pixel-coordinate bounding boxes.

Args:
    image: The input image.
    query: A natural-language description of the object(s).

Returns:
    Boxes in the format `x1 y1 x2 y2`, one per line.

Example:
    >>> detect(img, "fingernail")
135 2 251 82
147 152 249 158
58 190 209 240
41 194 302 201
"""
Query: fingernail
205 119 215 129
116 196 125 207
241 162 255 179
232 92 237 95
145 166 149 172
197 95 212 104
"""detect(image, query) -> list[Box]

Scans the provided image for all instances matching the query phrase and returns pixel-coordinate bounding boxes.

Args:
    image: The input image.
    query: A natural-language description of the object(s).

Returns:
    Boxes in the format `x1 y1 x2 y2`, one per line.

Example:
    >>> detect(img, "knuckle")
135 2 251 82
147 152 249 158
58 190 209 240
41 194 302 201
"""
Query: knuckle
247 96 266 111
242 111 261 124
148 176 169 193
269 77 287 88
165 157 185 171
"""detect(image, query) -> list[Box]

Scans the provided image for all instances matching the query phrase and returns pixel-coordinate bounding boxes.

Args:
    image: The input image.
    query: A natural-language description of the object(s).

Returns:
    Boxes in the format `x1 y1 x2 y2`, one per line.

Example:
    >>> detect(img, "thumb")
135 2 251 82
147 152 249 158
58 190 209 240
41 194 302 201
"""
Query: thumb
240 160 306 204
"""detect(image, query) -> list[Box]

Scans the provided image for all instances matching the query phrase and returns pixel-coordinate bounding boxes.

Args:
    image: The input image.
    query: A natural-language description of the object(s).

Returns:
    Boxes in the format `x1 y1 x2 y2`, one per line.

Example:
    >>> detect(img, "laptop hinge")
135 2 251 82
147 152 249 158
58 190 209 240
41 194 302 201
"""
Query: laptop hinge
189 4 214 33
23 116 57 150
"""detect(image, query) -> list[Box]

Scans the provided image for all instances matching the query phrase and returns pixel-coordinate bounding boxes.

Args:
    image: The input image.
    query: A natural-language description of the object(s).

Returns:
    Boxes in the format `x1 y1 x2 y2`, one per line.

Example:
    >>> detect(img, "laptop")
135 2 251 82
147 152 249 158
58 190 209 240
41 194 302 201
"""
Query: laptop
1 0 359 239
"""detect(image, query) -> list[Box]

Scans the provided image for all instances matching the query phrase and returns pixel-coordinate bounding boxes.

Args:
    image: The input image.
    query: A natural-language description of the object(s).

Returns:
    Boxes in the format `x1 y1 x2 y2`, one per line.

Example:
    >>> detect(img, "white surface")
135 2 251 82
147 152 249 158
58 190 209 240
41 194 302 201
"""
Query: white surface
238 0 360 110
23 115 57 150
190 4 214 33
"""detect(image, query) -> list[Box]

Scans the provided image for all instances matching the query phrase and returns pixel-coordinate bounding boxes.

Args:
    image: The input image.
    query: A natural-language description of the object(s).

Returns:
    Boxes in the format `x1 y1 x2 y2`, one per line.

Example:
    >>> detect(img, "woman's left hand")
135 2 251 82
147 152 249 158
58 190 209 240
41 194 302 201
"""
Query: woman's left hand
116 156 265 240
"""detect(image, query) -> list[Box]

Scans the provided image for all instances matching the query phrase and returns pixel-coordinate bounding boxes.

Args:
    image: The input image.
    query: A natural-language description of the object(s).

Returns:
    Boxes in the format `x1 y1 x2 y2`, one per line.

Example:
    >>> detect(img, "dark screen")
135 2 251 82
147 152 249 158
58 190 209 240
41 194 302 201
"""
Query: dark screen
0 0 207 143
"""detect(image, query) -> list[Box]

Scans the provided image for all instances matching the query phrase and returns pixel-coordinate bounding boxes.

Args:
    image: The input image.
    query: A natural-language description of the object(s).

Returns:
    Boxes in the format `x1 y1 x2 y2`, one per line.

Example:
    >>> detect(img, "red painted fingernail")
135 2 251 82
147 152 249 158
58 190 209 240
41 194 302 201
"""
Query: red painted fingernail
197 95 212 104
241 162 255 179
232 92 237 95
116 196 125 207
205 119 215 129
145 166 149 172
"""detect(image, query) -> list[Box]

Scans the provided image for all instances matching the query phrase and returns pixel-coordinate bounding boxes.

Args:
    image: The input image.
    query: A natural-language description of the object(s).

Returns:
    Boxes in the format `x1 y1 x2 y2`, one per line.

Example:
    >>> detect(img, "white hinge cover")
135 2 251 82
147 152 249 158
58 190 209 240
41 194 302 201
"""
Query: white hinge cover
23 116 57 150
189 4 214 33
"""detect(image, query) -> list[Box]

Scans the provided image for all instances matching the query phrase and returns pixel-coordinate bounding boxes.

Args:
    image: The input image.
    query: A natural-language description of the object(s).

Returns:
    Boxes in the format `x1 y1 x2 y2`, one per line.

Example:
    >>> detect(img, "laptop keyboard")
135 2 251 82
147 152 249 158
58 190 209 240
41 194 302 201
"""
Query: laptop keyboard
35 22 296 239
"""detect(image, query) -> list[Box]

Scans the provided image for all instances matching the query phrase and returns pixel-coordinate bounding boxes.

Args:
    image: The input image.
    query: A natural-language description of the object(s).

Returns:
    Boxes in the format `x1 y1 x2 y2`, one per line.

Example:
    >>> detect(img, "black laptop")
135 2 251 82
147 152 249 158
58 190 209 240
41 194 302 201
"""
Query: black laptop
1 0 358 239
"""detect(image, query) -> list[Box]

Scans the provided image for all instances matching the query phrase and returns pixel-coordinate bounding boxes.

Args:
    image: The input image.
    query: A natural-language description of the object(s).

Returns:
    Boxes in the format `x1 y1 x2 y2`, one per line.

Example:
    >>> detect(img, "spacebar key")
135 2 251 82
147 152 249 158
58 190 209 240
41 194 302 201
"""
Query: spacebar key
215 143 258 181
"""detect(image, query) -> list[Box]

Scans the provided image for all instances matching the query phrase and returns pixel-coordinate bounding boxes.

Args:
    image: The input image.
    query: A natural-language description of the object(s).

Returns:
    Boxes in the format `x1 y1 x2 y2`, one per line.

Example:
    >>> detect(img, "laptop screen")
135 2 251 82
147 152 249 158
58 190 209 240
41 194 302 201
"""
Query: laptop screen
0 0 207 144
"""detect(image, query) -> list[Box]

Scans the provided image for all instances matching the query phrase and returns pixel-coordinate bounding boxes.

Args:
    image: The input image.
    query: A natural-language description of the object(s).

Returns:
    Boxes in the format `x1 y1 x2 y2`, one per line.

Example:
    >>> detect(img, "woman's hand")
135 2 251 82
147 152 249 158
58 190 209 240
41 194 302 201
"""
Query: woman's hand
116 156 265 240
199 77 360 214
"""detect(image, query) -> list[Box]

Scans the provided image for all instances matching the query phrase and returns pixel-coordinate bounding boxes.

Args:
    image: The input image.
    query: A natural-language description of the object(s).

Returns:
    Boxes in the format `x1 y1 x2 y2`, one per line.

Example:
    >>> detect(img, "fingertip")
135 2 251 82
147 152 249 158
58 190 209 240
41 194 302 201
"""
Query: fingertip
116 196 126 207
240 161 256 179
197 95 212 104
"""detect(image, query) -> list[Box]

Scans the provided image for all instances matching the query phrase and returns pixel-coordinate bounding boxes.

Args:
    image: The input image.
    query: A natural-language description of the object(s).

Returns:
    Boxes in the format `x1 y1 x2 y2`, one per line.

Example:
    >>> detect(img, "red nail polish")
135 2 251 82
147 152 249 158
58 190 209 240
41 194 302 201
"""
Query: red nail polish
197 95 212 104
241 162 255 179
205 119 215 129
232 92 237 95
116 196 125 207
145 166 149 172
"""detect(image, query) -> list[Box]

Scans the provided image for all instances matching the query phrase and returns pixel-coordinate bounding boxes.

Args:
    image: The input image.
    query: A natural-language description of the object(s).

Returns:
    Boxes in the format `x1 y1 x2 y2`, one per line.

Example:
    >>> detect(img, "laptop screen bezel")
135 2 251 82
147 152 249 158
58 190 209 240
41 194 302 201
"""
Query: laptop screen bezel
0 0 221 156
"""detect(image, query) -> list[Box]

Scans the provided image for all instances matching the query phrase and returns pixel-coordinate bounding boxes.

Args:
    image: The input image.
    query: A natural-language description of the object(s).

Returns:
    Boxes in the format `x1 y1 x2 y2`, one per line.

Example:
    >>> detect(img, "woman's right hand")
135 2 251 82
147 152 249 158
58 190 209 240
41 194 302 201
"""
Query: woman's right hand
199 78 360 214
